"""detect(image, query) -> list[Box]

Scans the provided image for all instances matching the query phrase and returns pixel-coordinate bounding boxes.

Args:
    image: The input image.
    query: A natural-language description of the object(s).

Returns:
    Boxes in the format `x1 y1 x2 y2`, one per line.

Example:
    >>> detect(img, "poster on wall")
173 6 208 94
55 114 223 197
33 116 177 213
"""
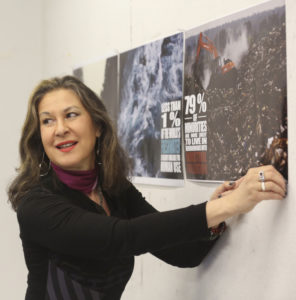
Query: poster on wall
183 0 287 182
119 33 184 185
73 55 119 129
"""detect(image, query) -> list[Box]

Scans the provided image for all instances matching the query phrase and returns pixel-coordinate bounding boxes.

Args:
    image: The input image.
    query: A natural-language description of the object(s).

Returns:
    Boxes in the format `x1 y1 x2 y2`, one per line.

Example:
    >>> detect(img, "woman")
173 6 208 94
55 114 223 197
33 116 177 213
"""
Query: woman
8 76 286 300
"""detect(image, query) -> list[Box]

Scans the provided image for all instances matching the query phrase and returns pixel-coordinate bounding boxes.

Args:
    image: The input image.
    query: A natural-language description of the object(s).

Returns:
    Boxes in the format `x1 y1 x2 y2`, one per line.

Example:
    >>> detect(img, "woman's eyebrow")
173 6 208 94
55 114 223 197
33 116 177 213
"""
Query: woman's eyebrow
39 111 51 117
39 106 80 116
63 105 80 113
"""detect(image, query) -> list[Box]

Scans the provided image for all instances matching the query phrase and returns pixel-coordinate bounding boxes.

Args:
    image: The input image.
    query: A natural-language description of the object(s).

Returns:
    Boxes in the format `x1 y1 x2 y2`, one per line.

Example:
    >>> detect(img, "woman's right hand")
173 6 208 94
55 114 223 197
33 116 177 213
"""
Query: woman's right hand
226 165 286 215
206 165 287 227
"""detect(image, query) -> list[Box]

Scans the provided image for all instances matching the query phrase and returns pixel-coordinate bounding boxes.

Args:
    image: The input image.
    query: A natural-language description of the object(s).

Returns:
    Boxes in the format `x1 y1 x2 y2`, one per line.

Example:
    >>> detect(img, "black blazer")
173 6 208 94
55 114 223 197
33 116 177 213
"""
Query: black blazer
17 172 217 300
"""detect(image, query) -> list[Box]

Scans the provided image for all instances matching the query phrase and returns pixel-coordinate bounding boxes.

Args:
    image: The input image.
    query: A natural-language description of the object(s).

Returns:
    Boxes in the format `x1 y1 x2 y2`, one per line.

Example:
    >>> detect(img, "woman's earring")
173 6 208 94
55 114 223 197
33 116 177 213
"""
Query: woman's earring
39 152 51 176
96 138 100 157
96 138 102 165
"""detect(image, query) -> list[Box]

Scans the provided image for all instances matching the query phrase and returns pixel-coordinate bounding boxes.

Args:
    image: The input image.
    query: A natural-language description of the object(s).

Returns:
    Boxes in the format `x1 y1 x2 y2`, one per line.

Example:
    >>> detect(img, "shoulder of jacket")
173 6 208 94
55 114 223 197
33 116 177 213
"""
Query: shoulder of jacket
17 178 67 213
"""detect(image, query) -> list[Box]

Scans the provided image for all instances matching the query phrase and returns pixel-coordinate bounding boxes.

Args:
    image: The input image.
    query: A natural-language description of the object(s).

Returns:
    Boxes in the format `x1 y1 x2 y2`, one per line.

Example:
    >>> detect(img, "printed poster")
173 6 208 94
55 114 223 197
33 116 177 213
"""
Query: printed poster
73 55 119 129
183 0 287 181
119 33 184 185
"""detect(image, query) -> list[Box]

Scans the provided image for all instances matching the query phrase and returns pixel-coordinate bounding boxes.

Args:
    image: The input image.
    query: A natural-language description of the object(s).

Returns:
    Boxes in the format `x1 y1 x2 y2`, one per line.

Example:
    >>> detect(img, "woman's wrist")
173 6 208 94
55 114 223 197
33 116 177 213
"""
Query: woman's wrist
206 195 236 228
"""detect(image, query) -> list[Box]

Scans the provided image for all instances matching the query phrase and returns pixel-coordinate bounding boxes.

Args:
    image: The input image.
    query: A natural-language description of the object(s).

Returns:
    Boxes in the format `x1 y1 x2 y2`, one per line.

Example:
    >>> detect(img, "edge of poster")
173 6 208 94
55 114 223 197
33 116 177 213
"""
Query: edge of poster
131 176 185 187
185 0 285 39
72 51 119 71
188 179 224 184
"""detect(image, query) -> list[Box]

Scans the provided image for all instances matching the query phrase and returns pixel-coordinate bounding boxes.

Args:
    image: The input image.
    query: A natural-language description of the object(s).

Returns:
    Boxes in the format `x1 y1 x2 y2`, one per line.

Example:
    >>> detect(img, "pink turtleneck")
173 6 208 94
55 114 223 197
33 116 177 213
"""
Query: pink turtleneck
51 162 98 195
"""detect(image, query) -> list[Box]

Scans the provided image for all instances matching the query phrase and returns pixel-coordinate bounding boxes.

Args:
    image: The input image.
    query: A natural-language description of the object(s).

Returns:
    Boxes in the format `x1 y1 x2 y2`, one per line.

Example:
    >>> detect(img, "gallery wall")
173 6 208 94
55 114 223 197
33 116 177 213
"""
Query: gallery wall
0 1 44 299
1 0 295 299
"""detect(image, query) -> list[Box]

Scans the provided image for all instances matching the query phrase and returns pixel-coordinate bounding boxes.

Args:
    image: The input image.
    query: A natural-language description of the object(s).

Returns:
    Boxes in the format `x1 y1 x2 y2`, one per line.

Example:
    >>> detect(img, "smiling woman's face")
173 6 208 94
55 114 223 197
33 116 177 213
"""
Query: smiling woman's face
38 88 100 171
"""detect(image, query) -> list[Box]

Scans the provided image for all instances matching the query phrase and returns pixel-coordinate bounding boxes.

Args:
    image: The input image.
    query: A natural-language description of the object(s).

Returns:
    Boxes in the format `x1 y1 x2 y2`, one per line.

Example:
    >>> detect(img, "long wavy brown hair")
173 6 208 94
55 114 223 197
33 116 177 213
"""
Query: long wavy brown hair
8 75 131 211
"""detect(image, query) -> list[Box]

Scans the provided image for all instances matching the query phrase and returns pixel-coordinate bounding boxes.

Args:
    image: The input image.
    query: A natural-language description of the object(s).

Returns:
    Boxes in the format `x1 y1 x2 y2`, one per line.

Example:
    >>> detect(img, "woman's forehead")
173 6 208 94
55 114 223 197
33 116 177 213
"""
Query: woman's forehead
38 89 83 113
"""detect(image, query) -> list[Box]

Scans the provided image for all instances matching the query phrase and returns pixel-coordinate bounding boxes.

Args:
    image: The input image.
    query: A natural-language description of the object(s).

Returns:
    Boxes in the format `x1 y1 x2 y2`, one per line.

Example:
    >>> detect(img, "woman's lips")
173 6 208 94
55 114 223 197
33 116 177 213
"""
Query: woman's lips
56 141 78 152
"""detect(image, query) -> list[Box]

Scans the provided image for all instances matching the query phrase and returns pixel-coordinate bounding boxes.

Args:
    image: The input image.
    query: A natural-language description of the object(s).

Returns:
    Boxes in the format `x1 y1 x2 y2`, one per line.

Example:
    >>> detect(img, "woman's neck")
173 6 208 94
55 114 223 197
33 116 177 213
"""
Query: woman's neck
51 162 98 195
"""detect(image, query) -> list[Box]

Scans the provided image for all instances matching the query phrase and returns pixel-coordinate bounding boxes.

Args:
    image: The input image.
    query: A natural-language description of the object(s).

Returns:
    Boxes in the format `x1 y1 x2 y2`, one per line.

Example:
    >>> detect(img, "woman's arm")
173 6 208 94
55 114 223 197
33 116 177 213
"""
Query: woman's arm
125 184 218 267
17 165 285 262
124 165 286 267
150 239 218 268
17 187 211 261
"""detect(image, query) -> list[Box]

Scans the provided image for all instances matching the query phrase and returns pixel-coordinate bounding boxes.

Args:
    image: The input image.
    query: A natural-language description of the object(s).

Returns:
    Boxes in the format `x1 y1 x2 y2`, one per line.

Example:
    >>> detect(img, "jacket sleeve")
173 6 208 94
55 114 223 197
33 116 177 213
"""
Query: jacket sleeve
17 185 212 261
125 184 219 267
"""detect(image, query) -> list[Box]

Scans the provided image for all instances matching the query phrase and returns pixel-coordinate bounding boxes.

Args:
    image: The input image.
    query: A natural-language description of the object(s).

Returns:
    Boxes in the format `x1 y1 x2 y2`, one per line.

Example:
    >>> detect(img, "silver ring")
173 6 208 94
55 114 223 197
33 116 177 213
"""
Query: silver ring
259 170 265 182
261 181 266 192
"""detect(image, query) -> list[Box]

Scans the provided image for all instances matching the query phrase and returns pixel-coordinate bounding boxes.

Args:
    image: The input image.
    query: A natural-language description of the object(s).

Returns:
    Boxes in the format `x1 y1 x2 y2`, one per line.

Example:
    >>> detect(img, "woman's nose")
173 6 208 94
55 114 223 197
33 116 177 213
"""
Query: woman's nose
55 119 69 136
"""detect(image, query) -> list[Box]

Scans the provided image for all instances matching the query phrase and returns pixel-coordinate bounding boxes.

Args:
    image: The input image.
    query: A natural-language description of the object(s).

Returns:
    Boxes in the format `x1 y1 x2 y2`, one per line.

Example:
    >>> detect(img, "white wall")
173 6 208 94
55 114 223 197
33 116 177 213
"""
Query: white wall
2 0 295 299
0 1 44 299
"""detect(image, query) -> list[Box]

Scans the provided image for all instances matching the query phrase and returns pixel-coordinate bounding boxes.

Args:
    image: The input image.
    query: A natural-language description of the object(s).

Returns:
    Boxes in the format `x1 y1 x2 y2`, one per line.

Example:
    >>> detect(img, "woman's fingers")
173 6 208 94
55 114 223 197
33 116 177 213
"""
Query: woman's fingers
210 181 237 200
249 165 286 188
220 181 236 191
262 167 286 191
266 191 286 200
257 181 286 198
235 176 245 187
219 190 233 198
211 165 287 207
257 190 285 201
241 165 286 192
225 181 236 190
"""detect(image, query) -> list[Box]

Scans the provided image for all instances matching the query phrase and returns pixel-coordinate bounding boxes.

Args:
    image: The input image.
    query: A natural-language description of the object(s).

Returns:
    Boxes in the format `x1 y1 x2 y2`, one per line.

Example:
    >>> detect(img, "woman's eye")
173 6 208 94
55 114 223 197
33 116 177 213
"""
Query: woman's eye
42 118 53 125
66 112 78 118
